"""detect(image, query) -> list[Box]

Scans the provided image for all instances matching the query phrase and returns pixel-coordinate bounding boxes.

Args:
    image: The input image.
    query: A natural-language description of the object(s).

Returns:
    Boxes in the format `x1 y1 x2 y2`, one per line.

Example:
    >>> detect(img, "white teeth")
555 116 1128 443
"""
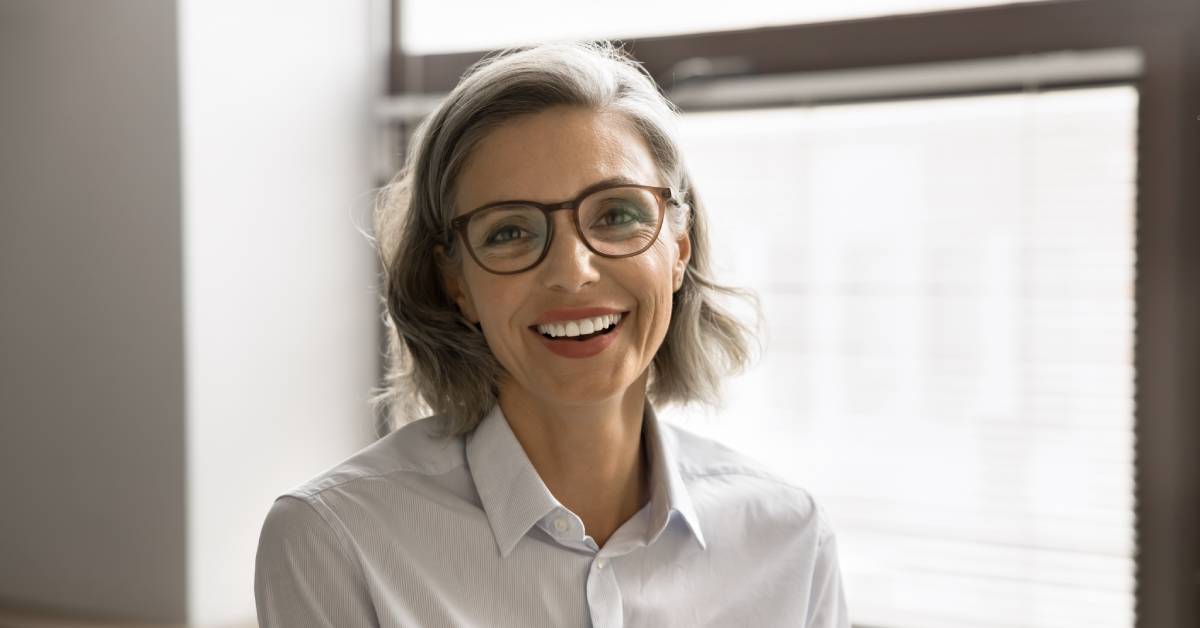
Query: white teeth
536 313 622 338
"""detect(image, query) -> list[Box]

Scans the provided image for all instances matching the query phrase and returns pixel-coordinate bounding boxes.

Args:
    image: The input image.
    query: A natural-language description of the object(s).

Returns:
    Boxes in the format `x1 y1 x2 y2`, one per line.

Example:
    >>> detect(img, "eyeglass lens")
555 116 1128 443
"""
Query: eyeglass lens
463 186 663 273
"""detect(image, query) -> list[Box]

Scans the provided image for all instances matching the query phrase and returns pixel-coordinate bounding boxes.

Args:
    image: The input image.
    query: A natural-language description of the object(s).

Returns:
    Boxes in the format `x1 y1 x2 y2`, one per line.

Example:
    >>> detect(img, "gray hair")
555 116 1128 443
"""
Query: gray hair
373 41 758 437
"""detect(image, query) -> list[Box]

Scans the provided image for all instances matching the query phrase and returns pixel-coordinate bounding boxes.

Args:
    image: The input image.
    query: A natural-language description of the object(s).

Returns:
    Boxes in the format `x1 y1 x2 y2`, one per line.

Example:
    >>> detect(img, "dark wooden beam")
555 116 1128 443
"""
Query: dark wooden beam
389 1 1197 94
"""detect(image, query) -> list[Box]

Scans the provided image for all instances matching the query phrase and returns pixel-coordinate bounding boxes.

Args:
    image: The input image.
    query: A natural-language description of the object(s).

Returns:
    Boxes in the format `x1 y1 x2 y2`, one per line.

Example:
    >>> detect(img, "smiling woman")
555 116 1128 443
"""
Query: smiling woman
254 42 850 628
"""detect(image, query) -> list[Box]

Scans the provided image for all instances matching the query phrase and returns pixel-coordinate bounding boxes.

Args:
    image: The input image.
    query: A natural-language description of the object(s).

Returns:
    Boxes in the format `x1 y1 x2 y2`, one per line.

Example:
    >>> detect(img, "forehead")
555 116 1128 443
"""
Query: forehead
454 107 661 214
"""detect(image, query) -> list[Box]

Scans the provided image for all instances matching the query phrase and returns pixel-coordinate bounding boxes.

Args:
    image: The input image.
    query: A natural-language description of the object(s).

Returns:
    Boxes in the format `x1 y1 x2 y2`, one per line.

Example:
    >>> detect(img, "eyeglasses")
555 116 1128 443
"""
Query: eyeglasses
448 182 678 275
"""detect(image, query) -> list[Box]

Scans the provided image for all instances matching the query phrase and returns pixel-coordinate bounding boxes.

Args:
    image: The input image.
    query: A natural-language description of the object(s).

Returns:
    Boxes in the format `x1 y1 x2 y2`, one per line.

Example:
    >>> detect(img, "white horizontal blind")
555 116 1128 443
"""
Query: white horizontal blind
663 86 1138 628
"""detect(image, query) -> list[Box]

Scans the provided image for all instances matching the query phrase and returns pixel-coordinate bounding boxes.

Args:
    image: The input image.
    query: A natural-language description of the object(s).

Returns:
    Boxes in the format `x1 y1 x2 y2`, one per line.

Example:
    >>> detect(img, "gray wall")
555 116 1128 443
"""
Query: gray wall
0 1 187 622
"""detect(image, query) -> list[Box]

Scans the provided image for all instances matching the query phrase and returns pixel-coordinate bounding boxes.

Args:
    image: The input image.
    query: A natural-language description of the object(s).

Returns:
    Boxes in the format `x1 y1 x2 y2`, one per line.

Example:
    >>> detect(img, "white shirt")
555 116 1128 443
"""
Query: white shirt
255 402 849 627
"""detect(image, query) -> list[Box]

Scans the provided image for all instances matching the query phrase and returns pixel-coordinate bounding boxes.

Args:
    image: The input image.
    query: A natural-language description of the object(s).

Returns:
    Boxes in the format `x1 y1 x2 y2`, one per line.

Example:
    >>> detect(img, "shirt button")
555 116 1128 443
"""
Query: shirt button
553 517 569 533
596 559 607 569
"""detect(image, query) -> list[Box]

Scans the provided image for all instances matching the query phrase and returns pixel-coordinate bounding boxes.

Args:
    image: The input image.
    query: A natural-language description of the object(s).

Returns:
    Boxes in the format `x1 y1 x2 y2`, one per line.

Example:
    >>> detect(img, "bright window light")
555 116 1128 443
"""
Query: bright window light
400 0 1055 54
665 85 1138 628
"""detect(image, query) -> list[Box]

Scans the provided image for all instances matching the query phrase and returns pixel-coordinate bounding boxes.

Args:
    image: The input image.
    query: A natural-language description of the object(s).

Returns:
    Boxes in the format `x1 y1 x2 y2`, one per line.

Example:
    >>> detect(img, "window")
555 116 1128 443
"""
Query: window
398 0 1057 54
664 85 1138 628
386 2 1200 625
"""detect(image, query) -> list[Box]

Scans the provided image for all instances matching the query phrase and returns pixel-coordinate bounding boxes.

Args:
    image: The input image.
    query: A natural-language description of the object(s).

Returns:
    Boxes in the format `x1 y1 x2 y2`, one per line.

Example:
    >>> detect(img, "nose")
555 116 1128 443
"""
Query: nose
538 210 600 292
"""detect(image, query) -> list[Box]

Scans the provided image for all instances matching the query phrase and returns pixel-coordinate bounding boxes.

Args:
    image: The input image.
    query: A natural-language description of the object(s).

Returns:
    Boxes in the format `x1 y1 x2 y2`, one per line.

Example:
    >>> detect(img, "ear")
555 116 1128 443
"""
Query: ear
672 206 693 293
435 244 480 323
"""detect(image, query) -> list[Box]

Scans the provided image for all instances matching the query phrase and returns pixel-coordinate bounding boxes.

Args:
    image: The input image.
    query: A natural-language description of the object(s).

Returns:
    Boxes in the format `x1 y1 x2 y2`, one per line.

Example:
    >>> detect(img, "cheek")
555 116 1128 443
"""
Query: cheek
638 240 680 295
460 268 497 322
463 271 526 344
624 246 678 323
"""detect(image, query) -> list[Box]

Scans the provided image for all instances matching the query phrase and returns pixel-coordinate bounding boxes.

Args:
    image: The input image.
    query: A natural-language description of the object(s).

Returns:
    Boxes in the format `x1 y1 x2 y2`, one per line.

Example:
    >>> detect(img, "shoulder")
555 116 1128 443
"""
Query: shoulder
665 421 809 494
284 414 465 503
664 422 833 541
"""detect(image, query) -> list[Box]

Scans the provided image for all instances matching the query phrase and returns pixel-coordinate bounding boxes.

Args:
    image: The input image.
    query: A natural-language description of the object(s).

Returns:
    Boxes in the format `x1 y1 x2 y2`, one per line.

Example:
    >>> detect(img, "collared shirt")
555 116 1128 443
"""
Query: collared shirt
255 403 849 627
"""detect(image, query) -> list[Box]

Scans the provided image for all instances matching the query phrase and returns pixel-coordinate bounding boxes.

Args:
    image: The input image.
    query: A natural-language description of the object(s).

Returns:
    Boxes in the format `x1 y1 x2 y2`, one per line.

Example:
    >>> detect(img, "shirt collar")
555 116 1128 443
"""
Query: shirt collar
465 404 562 557
465 400 707 557
642 402 706 550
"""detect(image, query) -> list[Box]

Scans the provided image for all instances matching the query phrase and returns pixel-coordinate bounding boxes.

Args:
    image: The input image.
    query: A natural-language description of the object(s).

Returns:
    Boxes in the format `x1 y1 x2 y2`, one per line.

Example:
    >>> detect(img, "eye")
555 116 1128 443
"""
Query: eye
595 205 641 227
485 225 529 245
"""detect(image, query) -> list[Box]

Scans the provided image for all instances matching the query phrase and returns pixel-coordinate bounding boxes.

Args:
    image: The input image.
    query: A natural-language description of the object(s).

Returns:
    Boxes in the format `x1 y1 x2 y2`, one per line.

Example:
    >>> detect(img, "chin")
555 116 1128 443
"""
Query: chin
538 380 630 407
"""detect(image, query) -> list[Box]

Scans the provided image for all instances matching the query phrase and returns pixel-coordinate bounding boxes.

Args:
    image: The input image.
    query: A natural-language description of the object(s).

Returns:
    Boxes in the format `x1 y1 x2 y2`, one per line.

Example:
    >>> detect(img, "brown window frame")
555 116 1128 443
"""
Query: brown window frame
388 1 1200 626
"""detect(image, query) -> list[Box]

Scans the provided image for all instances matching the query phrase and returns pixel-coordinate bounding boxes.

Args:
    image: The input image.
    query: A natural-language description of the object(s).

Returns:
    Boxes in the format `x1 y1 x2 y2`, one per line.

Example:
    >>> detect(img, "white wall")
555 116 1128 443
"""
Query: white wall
0 1 382 625
178 0 382 625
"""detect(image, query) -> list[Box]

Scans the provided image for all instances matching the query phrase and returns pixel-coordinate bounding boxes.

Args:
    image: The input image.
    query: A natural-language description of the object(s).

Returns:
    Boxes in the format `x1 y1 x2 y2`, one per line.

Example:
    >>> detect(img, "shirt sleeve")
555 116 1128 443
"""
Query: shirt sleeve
254 495 380 628
806 514 851 628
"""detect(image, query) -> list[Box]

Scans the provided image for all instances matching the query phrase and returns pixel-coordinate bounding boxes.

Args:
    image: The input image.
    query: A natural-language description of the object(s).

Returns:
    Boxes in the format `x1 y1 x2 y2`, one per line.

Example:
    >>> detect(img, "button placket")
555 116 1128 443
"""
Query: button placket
586 554 623 628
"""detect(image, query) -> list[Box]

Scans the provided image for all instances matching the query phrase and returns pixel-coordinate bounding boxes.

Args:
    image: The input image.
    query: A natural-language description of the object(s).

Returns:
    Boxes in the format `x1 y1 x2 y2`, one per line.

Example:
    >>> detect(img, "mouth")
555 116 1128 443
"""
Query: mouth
529 311 628 342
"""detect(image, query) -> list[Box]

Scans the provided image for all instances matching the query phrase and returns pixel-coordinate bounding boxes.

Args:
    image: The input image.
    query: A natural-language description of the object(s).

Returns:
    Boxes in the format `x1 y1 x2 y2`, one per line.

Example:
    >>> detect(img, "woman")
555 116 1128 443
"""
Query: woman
255 42 849 628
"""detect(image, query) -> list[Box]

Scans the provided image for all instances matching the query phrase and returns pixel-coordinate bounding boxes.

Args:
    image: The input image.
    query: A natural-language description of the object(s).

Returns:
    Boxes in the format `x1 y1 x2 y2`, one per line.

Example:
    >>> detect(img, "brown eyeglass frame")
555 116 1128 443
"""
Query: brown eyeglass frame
447 181 678 275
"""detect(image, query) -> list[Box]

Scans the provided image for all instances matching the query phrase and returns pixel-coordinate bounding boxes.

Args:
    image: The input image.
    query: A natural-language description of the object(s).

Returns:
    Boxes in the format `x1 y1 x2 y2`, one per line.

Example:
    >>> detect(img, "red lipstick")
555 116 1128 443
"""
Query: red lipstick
529 309 629 359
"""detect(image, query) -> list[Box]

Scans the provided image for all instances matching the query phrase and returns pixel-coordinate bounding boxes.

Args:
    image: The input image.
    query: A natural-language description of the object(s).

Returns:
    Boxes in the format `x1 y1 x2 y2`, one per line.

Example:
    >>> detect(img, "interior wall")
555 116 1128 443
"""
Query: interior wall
0 0 187 622
177 0 381 624
0 1 383 624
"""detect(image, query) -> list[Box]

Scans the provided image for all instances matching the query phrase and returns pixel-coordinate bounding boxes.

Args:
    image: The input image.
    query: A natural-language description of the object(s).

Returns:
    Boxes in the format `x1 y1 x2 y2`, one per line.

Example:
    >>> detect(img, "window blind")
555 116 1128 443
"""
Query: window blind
664 85 1138 628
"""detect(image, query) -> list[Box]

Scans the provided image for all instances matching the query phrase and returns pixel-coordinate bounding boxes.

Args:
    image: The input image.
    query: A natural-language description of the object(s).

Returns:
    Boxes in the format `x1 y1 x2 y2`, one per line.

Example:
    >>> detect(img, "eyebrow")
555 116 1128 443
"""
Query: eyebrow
585 175 640 190
479 175 644 208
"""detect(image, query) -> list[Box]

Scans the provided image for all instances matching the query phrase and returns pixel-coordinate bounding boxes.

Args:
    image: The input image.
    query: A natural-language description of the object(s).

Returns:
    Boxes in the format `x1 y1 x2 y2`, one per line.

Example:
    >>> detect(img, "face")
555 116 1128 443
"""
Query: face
441 106 691 408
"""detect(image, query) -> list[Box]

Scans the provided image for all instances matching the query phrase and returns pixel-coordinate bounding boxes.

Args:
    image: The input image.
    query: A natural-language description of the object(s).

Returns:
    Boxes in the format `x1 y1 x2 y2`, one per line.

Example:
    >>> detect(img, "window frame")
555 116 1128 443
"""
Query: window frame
387 1 1200 626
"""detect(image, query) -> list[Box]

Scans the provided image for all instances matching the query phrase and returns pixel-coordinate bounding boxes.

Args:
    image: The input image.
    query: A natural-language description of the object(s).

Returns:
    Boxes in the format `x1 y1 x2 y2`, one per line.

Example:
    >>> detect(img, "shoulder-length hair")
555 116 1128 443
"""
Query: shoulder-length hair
373 41 758 437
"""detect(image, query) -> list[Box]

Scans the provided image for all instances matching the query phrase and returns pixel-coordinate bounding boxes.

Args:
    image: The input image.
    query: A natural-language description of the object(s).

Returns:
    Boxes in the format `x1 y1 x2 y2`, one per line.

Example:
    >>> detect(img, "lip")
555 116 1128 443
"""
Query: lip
529 306 628 326
531 312 627 359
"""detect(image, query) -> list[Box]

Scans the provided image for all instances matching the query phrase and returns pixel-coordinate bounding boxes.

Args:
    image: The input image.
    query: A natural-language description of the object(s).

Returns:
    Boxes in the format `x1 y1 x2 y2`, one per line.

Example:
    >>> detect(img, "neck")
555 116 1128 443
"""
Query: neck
497 372 651 548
